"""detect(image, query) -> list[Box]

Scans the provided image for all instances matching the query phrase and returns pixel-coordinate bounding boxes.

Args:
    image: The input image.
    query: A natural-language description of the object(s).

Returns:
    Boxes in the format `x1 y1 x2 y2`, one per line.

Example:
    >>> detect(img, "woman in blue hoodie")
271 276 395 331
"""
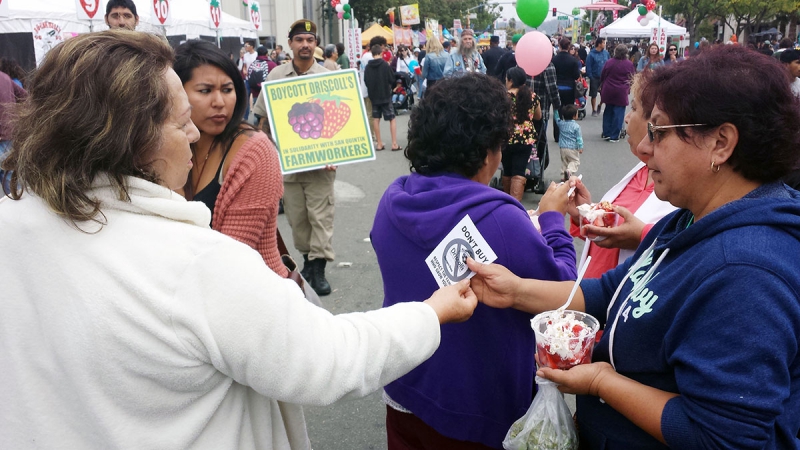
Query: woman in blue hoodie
371 73 577 449
469 46 800 450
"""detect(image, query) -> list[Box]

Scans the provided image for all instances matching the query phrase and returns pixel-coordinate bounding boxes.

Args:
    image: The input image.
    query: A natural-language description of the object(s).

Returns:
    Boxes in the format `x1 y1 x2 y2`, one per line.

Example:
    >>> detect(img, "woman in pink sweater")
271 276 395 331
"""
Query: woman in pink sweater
174 40 288 279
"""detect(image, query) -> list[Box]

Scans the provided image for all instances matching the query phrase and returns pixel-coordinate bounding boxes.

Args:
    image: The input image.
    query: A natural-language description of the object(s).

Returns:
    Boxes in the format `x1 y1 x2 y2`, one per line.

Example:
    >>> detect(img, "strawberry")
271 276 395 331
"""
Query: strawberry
602 212 617 227
597 201 614 212
311 94 351 139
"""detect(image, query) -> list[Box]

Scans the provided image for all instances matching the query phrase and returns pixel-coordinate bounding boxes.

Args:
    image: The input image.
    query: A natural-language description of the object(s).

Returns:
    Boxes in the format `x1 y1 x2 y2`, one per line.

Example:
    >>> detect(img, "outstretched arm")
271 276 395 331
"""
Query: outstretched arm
466 257 584 314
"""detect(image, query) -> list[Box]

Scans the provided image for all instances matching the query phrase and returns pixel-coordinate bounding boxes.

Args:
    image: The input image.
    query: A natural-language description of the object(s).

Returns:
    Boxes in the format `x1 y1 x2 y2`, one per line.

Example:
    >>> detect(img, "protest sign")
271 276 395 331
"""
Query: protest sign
263 69 375 174
425 215 498 288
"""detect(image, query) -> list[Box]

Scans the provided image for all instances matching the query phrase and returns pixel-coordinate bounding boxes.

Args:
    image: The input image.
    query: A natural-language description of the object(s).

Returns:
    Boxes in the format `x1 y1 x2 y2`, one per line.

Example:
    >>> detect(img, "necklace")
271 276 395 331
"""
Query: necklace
192 145 216 195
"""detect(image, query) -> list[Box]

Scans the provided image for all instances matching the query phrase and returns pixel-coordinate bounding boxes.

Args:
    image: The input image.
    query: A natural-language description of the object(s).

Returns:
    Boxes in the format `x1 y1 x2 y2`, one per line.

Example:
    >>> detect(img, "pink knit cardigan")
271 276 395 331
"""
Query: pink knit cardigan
212 131 289 278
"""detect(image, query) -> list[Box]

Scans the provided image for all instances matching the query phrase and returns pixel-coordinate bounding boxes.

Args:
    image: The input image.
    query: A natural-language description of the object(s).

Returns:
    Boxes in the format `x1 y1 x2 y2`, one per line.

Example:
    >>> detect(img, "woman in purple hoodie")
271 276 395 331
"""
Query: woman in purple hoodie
371 73 577 449
600 44 636 142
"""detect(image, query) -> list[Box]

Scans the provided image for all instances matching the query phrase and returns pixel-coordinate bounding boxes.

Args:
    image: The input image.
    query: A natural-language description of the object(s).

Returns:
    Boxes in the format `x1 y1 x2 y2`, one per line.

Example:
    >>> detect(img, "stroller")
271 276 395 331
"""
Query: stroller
392 72 416 114
574 76 588 120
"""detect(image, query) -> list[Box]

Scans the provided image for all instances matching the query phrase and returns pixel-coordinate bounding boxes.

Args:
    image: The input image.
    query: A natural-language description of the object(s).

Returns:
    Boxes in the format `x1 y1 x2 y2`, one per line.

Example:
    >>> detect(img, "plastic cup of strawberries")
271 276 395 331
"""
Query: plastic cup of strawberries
577 201 620 242
531 310 600 370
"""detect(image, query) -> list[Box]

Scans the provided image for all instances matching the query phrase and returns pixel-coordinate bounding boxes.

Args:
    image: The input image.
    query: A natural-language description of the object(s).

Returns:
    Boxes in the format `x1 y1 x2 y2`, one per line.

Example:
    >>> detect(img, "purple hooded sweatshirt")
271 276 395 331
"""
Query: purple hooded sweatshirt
371 172 577 448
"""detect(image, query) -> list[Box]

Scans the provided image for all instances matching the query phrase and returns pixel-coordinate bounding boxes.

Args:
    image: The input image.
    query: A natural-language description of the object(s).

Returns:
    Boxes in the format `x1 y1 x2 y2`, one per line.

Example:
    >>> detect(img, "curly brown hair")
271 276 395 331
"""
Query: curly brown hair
405 73 511 178
2 30 174 228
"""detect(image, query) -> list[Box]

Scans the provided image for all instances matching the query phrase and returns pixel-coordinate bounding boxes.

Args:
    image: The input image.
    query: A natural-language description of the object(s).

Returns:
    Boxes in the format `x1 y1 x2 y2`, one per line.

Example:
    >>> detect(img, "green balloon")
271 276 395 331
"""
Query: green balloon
343 12 351 19
343 3 350 12
637 5 647 15
516 0 549 28
571 7 580 16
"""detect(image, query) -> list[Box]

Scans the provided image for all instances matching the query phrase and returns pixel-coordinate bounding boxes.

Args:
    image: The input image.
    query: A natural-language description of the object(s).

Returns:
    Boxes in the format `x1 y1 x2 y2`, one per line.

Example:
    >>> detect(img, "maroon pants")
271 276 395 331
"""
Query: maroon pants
385 406 498 450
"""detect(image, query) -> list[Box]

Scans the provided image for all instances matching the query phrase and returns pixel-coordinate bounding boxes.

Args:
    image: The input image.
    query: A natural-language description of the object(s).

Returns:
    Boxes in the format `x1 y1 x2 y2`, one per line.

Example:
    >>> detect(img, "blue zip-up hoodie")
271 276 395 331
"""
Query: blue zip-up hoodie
585 47 610 79
578 183 800 449
371 172 576 448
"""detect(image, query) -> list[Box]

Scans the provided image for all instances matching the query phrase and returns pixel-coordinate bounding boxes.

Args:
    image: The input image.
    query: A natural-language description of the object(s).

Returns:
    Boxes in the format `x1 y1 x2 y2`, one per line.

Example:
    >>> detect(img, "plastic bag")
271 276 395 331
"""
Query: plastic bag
502 376 578 450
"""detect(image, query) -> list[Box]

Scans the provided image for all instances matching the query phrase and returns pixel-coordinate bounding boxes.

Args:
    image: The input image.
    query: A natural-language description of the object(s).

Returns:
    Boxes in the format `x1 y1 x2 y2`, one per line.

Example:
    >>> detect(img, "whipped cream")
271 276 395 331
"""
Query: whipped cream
538 312 592 360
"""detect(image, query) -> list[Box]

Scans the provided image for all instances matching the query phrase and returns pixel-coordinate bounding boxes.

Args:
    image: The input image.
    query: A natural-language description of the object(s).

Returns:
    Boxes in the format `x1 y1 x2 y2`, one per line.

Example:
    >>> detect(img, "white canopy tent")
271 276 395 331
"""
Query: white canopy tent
599 9 686 38
0 0 258 69
0 0 258 37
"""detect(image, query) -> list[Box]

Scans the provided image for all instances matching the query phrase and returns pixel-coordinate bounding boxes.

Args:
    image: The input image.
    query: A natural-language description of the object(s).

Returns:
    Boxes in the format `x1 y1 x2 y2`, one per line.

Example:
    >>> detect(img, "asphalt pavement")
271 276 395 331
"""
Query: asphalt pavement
276 104 639 450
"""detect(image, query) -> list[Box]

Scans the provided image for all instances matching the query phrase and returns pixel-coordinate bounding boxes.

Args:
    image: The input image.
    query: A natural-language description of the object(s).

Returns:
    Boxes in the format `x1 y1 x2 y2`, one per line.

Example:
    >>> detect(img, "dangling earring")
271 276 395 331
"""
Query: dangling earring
710 160 721 173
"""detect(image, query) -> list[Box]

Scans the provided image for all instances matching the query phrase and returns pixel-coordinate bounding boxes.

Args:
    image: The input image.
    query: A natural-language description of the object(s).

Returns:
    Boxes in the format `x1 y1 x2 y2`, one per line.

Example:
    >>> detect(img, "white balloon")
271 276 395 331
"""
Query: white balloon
639 17 649 26
647 11 656 20
335 4 344 12
340 0 349 4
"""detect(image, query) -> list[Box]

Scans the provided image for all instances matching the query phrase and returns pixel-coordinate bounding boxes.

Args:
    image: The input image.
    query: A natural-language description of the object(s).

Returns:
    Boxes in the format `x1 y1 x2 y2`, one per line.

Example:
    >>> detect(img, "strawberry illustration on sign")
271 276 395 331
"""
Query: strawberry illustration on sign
287 94 351 140
311 94 351 138
78 0 99 19
250 1 261 30
153 0 170 25
210 0 221 28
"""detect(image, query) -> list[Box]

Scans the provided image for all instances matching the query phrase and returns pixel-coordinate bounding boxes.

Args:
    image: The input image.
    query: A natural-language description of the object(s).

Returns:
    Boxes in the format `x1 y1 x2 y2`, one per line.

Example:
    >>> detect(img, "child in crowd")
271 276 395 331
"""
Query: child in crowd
554 104 583 181
392 80 407 106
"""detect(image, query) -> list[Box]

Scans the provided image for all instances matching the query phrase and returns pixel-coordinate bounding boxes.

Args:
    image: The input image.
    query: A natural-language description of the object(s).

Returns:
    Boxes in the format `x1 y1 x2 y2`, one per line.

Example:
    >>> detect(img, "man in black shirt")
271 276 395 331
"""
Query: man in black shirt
482 35 506 76
551 37 581 142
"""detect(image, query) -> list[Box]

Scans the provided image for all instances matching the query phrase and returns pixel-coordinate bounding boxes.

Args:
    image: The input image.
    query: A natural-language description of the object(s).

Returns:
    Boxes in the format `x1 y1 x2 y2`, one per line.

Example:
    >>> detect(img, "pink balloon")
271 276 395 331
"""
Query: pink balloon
337 11 344 19
515 31 552 77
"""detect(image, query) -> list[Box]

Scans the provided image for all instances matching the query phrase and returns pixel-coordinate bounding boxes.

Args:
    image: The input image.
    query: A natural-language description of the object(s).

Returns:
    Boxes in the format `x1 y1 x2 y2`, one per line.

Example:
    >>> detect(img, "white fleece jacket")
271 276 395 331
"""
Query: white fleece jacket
0 176 440 449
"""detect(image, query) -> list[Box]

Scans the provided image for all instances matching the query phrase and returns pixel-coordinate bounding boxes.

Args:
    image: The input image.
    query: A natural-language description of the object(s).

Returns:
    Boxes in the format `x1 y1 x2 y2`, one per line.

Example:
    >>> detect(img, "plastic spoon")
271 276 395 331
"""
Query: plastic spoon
556 256 592 315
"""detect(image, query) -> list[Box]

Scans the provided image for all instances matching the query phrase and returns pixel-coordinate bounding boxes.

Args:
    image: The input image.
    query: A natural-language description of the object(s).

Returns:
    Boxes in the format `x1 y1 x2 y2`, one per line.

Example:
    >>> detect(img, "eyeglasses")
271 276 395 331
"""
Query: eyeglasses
647 122 708 142
668 48 677 52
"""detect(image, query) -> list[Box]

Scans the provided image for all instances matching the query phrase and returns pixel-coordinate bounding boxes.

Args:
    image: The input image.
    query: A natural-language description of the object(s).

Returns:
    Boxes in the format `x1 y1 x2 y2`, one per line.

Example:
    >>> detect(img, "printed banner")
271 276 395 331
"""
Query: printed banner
75 0 100 21
33 20 65 66
425 215 497 288
651 26 666 53
393 25 414 47
152 0 172 26
209 0 222 29
495 30 507 47
250 1 261 31
400 4 420 26
453 19 461 30
425 18 439 39
346 27 362 71
263 69 375 174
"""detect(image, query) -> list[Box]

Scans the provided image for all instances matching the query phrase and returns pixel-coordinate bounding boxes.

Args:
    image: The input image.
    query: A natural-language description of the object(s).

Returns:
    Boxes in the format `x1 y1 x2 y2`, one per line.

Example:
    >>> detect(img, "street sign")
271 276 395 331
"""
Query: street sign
557 15 568 20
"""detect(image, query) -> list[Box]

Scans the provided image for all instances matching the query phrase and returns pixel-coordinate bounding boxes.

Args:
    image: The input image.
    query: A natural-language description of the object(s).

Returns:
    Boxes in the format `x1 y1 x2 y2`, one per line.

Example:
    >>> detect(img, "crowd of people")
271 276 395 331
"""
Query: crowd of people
1 9 800 450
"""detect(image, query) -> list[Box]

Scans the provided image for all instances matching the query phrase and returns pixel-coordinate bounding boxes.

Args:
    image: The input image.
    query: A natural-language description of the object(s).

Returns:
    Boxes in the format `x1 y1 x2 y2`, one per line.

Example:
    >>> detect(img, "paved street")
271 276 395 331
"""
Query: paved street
276 105 638 450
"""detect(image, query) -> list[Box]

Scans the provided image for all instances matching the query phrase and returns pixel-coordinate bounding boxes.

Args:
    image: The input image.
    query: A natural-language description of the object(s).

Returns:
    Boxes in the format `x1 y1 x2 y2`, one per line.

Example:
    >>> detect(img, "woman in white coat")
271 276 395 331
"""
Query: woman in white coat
567 72 677 278
0 30 477 450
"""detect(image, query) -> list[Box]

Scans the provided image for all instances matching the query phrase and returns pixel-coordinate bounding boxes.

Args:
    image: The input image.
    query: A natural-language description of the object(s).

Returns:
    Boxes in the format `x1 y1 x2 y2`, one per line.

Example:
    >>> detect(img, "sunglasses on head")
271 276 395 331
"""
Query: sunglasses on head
647 122 708 142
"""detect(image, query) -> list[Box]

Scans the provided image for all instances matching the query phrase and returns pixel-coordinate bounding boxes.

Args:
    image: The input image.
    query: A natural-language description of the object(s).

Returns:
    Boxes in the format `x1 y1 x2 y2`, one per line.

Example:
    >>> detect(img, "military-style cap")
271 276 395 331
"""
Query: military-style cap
288 19 317 38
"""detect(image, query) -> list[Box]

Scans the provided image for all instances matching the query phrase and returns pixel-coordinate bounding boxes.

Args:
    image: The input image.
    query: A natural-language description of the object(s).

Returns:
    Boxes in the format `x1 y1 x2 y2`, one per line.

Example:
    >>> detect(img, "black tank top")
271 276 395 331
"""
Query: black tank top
193 130 247 224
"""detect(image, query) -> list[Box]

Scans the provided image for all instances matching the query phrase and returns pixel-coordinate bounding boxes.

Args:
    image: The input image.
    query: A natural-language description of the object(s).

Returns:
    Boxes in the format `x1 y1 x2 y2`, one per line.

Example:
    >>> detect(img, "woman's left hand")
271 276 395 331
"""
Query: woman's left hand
537 361 616 396
583 205 645 250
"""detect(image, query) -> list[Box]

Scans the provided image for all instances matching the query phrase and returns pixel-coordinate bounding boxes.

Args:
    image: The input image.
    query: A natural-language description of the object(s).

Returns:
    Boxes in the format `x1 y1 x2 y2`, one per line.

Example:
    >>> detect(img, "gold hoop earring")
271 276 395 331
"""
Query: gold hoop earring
711 160 721 173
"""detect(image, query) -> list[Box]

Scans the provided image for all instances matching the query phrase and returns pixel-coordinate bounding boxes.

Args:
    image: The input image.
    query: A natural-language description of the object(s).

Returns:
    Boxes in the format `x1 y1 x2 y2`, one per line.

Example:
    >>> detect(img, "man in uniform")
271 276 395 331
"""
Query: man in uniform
253 20 335 296
104 0 139 30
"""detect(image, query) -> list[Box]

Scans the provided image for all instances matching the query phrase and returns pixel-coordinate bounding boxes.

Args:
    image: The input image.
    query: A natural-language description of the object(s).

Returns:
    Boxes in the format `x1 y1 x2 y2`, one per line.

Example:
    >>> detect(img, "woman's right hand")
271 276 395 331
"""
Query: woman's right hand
567 176 592 219
465 258 521 309
538 182 571 215
423 279 478 324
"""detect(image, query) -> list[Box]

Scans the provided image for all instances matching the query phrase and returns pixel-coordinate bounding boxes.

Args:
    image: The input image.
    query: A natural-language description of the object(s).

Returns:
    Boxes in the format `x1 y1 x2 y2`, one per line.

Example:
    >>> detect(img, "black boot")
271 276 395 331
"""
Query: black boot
300 254 312 280
310 259 332 296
